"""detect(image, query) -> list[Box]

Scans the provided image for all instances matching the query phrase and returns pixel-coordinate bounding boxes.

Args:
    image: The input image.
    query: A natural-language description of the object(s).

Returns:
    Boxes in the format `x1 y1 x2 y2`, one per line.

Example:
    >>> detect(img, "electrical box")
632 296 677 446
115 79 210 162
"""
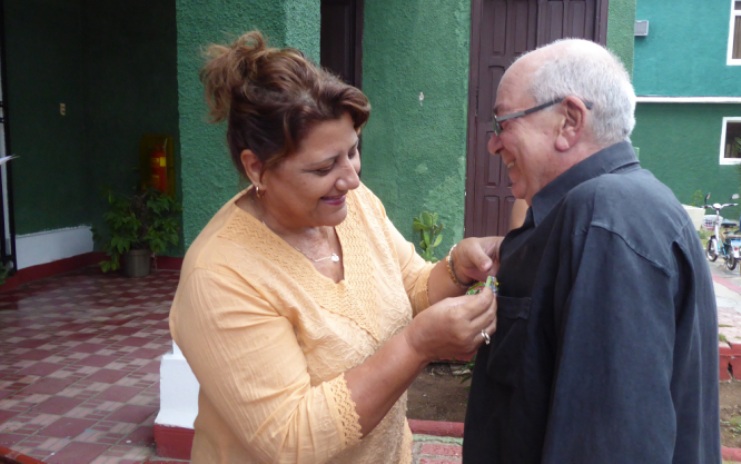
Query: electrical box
635 20 649 37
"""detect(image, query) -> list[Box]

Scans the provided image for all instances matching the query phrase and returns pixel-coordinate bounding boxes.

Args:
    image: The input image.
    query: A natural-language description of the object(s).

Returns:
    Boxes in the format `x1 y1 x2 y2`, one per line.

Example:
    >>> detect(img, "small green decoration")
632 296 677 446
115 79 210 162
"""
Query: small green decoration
413 211 444 262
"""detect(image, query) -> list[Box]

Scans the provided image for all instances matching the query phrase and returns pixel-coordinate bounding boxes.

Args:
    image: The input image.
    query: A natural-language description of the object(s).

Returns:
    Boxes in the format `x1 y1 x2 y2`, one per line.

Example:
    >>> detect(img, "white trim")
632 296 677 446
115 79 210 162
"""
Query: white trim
720 117 741 165
637 96 741 104
728 0 741 66
155 341 198 429
15 225 94 270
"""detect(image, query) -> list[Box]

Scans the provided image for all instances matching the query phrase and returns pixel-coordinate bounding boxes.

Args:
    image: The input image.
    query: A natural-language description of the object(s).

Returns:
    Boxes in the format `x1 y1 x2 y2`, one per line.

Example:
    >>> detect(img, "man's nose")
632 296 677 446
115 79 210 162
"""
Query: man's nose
487 131 503 155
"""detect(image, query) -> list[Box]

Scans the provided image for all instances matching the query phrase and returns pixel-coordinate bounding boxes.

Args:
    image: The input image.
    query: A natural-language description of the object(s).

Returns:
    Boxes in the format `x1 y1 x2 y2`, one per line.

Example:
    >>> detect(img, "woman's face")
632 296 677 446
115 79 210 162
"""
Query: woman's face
261 112 361 230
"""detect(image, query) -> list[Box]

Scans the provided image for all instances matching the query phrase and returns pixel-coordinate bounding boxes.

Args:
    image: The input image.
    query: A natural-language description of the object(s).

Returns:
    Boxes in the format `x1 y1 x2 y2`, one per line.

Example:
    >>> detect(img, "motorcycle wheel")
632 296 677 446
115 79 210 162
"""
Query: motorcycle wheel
706 238 719 262
727 255 738 271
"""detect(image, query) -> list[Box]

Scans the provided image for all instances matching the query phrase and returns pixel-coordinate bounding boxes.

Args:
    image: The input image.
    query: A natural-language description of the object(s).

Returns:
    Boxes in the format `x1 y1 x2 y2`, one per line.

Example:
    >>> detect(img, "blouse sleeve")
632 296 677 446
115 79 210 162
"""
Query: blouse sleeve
356 184 435 315
170 267 362 463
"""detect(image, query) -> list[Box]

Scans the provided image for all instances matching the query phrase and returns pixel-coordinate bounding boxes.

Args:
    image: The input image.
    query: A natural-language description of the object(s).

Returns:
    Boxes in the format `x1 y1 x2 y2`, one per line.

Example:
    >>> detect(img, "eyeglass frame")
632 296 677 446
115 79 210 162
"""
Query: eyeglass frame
492 97 593 136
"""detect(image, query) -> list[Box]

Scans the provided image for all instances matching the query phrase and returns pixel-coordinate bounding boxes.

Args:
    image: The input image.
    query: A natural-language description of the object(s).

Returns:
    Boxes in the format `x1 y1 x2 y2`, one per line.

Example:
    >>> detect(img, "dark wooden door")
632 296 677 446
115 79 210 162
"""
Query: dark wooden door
320 0 363 88
465 0 608 237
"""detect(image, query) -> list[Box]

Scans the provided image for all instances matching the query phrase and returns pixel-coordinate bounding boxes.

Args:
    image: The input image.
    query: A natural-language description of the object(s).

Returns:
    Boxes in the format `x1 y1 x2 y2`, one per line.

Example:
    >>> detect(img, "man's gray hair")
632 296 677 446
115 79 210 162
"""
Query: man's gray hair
525 38 636 145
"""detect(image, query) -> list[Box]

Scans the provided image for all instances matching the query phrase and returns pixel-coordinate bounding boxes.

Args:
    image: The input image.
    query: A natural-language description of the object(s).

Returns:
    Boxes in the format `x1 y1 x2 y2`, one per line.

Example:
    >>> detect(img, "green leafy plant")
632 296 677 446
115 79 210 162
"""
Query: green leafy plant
690 189 705 208
413 211 444 262
722 414 741 436
96 187 181 273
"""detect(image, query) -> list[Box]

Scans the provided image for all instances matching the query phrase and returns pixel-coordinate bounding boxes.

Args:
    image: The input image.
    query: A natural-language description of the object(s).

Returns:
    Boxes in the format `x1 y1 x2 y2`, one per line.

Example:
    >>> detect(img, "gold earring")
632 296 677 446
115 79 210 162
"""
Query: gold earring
255 185 264 199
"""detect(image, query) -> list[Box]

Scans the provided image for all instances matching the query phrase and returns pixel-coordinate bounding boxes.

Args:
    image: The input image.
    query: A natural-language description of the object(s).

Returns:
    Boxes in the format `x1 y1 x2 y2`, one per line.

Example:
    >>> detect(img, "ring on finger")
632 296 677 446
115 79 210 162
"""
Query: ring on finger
480 329 491 345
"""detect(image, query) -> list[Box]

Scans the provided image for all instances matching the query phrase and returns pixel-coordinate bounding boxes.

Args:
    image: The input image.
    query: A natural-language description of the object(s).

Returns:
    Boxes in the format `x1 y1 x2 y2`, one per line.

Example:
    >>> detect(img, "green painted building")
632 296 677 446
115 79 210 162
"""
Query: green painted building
631 0 741 220
2 0 636 272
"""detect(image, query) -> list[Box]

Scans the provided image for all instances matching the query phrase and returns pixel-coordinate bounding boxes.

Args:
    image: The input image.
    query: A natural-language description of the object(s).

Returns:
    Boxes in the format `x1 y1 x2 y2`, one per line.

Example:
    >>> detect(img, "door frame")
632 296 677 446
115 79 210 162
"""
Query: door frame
0 0 17 275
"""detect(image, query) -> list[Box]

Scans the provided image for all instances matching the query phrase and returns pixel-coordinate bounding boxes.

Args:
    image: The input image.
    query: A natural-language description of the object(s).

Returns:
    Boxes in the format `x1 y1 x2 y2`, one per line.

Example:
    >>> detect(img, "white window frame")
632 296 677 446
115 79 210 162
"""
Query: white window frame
727 0 741 65
719 117 741 164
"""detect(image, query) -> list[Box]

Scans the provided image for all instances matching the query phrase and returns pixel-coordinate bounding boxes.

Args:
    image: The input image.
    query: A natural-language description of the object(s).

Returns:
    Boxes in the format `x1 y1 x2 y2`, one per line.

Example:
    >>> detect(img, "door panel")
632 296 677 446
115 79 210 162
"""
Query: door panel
465 0 608 237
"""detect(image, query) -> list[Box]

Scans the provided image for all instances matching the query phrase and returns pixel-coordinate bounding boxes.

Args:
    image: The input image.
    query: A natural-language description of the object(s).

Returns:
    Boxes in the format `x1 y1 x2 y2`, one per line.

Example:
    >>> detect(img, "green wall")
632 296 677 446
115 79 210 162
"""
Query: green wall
632 103 741 218
634 0 737 96
3 0 178 238
84 1 179 230
361 0 471 253
4 0 87 233
176 0 320 247
607 0 636 74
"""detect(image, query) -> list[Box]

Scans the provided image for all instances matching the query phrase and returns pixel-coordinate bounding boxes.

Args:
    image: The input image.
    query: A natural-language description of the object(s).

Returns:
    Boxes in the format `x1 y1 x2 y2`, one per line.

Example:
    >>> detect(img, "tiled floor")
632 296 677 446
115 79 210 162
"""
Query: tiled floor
0 267 181 464
1 263 740 464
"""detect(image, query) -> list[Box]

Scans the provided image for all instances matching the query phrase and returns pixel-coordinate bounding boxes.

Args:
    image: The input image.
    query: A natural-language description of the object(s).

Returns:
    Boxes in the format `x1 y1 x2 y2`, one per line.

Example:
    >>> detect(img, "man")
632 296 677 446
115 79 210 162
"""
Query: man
463 39 720 463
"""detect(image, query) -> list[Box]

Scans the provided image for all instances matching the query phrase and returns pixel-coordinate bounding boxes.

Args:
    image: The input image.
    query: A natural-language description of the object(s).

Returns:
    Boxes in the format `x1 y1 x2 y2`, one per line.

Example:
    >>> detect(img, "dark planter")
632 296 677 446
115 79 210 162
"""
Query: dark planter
123 249 151 278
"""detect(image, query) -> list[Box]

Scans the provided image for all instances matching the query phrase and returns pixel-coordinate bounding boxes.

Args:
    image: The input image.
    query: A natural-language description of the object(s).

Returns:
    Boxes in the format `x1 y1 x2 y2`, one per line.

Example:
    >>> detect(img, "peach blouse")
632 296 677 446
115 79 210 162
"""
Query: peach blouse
169 183 434 463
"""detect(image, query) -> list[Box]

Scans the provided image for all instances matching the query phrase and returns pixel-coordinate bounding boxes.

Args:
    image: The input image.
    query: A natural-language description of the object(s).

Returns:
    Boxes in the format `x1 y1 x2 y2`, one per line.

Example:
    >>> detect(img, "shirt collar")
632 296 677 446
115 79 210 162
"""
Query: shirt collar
529 141 639 226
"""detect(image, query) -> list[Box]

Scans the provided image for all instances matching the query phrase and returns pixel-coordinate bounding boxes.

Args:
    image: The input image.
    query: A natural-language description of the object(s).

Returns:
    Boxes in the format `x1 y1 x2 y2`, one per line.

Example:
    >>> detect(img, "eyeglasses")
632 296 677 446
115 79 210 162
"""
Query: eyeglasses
492 98 593 136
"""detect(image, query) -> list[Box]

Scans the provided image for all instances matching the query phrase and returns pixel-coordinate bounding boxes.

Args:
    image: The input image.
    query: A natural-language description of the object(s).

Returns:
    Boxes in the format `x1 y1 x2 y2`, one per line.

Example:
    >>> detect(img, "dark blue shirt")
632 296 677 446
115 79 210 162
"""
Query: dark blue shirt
463 141 720 464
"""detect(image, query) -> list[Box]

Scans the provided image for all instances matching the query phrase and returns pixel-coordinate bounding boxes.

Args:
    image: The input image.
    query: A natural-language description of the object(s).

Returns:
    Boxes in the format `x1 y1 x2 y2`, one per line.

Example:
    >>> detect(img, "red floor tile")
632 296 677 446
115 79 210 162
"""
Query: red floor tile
0 433 24 447
96 386 141 403
21 378 76 395
38 417 97 438
125 425 155 446
17 363 63 377
84 369 128 384
45 441 108 463
34 397 84 415
0 268 181 463
75 355 120 368
106 405 156 424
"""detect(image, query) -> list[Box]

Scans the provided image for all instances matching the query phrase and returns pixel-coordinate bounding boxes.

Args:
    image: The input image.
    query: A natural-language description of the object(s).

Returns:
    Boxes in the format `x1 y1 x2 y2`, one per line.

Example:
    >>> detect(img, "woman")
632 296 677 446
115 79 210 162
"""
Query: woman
169 31 500 464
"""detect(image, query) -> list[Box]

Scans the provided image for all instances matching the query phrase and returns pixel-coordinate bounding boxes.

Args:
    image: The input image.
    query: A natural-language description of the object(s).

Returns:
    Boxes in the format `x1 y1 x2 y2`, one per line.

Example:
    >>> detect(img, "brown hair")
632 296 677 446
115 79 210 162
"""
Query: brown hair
199 31 371 178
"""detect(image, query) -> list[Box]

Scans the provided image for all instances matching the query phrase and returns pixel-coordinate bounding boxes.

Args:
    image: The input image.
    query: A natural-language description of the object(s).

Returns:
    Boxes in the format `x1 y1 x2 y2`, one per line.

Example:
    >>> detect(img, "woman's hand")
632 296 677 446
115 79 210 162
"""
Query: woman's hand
452 236 503 284
404 287 497 362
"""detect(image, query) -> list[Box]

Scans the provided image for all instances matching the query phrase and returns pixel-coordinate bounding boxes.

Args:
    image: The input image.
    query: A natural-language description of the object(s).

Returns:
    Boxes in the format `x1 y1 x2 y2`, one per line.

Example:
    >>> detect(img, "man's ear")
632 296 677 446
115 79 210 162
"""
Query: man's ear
240 149 263 186
554 97 588 151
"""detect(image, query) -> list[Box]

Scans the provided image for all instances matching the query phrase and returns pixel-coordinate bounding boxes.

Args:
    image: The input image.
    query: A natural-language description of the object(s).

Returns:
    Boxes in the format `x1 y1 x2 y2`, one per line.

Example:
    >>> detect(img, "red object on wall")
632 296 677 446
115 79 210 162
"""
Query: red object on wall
150 145 168 192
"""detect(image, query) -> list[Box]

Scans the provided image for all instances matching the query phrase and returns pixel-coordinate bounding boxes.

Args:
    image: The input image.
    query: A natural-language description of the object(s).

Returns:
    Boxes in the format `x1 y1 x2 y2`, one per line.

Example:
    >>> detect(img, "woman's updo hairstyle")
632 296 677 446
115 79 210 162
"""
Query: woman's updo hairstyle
199 31 371 178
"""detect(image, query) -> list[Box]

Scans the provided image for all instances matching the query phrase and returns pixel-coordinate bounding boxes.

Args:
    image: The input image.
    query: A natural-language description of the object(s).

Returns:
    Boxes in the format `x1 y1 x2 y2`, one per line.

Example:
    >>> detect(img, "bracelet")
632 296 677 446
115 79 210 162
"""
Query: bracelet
445 244 471 288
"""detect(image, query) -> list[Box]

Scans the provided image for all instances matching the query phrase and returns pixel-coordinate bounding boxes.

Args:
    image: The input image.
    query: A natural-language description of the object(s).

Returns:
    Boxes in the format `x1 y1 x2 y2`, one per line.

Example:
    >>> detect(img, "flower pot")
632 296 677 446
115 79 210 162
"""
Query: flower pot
123 249 151 278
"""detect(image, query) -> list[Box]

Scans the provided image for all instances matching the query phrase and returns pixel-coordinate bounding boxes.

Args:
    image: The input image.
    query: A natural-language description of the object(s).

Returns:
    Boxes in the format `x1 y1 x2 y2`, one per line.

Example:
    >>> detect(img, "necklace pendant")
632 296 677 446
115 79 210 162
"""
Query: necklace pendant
330 253 340 263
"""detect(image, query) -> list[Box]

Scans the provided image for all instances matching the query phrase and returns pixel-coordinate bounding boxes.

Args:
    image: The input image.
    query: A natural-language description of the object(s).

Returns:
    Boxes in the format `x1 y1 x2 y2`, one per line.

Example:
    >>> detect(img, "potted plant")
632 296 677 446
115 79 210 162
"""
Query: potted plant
96 187 181 277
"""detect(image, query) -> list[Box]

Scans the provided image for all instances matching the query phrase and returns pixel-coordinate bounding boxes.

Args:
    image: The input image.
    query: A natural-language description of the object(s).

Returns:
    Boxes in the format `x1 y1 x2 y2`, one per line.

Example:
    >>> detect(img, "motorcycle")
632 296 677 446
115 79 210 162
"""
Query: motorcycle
704 193 741 270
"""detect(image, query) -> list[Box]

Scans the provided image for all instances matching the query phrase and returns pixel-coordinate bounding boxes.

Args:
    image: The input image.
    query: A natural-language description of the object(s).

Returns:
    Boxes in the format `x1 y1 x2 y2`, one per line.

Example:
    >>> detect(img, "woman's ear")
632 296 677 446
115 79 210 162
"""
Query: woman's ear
240 149 263 186
554 97 588 151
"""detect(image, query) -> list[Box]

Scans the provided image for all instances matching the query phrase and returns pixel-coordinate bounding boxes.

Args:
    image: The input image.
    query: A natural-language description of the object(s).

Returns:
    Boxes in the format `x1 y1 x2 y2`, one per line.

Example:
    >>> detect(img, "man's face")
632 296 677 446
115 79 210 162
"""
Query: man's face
487 63 561 205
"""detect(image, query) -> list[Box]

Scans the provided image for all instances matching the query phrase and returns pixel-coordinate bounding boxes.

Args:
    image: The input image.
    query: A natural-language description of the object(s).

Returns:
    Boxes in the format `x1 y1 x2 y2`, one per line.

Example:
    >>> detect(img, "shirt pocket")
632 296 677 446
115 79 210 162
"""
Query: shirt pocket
486 295 532 387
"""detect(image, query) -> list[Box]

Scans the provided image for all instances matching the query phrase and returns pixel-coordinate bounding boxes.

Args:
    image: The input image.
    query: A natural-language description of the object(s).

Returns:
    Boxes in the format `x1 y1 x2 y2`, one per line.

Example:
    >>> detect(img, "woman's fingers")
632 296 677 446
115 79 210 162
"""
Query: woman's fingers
407 286 498 361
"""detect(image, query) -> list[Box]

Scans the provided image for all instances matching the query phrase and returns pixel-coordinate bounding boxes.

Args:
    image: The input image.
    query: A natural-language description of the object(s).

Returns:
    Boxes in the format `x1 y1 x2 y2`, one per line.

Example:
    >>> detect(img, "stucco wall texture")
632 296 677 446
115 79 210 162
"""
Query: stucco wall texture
176 0 319 246
634 0 738 96
361 0 471 253
630 1 741 217
633 104 741 207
